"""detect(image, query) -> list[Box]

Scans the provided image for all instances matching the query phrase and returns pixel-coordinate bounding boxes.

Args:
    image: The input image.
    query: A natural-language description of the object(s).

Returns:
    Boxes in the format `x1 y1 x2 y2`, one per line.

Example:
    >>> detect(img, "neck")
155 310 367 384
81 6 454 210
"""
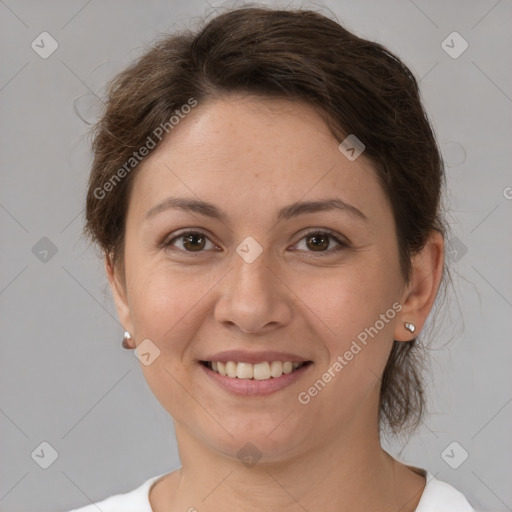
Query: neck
156 413 423 512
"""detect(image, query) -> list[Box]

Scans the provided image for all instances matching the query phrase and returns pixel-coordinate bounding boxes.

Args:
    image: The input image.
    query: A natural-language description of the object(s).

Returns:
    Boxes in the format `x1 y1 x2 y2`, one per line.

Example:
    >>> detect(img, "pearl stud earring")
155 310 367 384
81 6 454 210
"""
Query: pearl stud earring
404 322 416 333
122 331 132 349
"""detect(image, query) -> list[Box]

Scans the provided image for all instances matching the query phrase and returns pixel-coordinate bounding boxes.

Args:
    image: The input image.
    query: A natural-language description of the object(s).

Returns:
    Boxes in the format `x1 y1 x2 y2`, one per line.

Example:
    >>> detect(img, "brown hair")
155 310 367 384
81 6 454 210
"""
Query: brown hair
84 5 448 435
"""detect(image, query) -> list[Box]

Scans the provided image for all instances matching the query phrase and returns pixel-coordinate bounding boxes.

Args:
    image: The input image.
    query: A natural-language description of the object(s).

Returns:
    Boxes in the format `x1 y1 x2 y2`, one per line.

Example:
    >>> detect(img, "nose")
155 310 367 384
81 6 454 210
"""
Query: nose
213 245 293 334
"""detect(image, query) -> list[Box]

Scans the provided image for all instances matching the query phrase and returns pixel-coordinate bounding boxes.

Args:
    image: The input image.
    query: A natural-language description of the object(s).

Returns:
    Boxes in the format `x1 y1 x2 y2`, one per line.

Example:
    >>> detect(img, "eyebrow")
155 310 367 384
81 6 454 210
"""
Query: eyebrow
145 196 368 224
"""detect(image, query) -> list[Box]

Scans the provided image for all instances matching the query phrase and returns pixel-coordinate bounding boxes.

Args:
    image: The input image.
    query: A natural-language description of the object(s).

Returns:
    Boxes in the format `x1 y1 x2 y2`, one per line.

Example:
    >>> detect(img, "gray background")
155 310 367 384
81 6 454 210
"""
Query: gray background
1 0 511 511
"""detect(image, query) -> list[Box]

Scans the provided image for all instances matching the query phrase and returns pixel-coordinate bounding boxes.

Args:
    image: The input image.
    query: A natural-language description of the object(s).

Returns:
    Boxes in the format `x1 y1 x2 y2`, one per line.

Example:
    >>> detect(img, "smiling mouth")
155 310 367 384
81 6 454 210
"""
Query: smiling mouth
200 360 312 380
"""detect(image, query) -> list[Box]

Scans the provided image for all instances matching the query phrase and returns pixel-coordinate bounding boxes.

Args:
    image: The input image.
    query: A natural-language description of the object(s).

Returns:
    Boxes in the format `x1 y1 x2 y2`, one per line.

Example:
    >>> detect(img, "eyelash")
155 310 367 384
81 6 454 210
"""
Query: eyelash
163 228 349 258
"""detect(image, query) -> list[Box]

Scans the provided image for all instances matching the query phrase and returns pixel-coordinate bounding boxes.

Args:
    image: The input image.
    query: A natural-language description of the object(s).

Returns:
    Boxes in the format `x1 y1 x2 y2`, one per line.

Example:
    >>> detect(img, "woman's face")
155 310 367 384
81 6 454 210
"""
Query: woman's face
110 95 410 461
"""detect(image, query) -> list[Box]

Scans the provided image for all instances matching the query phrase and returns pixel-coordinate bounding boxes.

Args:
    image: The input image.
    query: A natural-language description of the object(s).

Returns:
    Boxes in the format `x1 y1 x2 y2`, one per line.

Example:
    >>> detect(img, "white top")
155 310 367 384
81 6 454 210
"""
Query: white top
67 468 476 512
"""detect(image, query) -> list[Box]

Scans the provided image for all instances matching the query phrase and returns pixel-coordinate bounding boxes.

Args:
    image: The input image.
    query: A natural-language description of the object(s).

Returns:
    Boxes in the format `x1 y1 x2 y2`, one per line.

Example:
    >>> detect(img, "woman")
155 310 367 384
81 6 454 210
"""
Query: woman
69 5 475 511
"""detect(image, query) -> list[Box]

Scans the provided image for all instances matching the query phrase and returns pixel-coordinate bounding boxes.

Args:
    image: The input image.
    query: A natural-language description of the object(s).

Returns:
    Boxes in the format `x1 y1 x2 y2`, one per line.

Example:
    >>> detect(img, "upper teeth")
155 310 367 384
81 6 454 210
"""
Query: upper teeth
209 361 304 380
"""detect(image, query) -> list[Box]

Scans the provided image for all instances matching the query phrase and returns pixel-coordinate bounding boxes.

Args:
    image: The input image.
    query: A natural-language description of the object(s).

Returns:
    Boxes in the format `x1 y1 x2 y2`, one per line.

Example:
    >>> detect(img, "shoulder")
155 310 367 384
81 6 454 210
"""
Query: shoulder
65 473 167 512
415 471 476 512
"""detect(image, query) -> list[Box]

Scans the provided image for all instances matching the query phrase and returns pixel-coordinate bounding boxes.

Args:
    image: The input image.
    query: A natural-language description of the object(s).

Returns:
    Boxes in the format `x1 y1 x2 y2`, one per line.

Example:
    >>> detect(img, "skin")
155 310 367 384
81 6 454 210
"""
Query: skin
106 94 444 512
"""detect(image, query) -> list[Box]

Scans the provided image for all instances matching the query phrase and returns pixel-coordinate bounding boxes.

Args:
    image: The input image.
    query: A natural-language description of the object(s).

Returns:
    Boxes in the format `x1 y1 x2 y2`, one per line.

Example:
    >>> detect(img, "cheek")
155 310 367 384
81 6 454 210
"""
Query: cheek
291 253 401 417
295 256 400 344
128 267 216 350
126 267 210 420
295 265 399 427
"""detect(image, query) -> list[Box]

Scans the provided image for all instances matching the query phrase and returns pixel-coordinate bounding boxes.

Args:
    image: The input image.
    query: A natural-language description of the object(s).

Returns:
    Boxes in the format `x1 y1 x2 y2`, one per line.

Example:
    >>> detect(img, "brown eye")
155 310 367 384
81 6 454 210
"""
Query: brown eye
305 233 330 251
182 232 206 251
294 230 348 256
165 231 215 254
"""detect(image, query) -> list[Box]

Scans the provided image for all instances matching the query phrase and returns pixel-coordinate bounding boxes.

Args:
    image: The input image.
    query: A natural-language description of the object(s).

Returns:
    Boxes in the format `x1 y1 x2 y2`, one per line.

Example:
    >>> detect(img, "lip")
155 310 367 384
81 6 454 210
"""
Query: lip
199 360 313 396
200 350 311 364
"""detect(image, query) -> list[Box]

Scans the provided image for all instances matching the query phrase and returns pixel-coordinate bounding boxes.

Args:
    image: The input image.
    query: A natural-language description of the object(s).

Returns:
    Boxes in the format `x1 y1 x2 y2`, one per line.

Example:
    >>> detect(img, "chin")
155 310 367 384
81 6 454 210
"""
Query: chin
196 412 313 464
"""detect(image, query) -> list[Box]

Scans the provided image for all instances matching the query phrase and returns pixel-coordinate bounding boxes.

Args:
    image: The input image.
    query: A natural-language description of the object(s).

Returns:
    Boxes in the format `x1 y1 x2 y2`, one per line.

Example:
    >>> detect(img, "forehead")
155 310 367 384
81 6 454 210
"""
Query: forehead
160 95 339 167
127 95 390 228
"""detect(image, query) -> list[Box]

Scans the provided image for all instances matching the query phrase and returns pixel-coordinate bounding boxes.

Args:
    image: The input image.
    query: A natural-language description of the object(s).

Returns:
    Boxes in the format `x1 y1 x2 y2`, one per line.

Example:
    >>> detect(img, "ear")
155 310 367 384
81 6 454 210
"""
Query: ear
394 230 445 342
105 254 135 348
